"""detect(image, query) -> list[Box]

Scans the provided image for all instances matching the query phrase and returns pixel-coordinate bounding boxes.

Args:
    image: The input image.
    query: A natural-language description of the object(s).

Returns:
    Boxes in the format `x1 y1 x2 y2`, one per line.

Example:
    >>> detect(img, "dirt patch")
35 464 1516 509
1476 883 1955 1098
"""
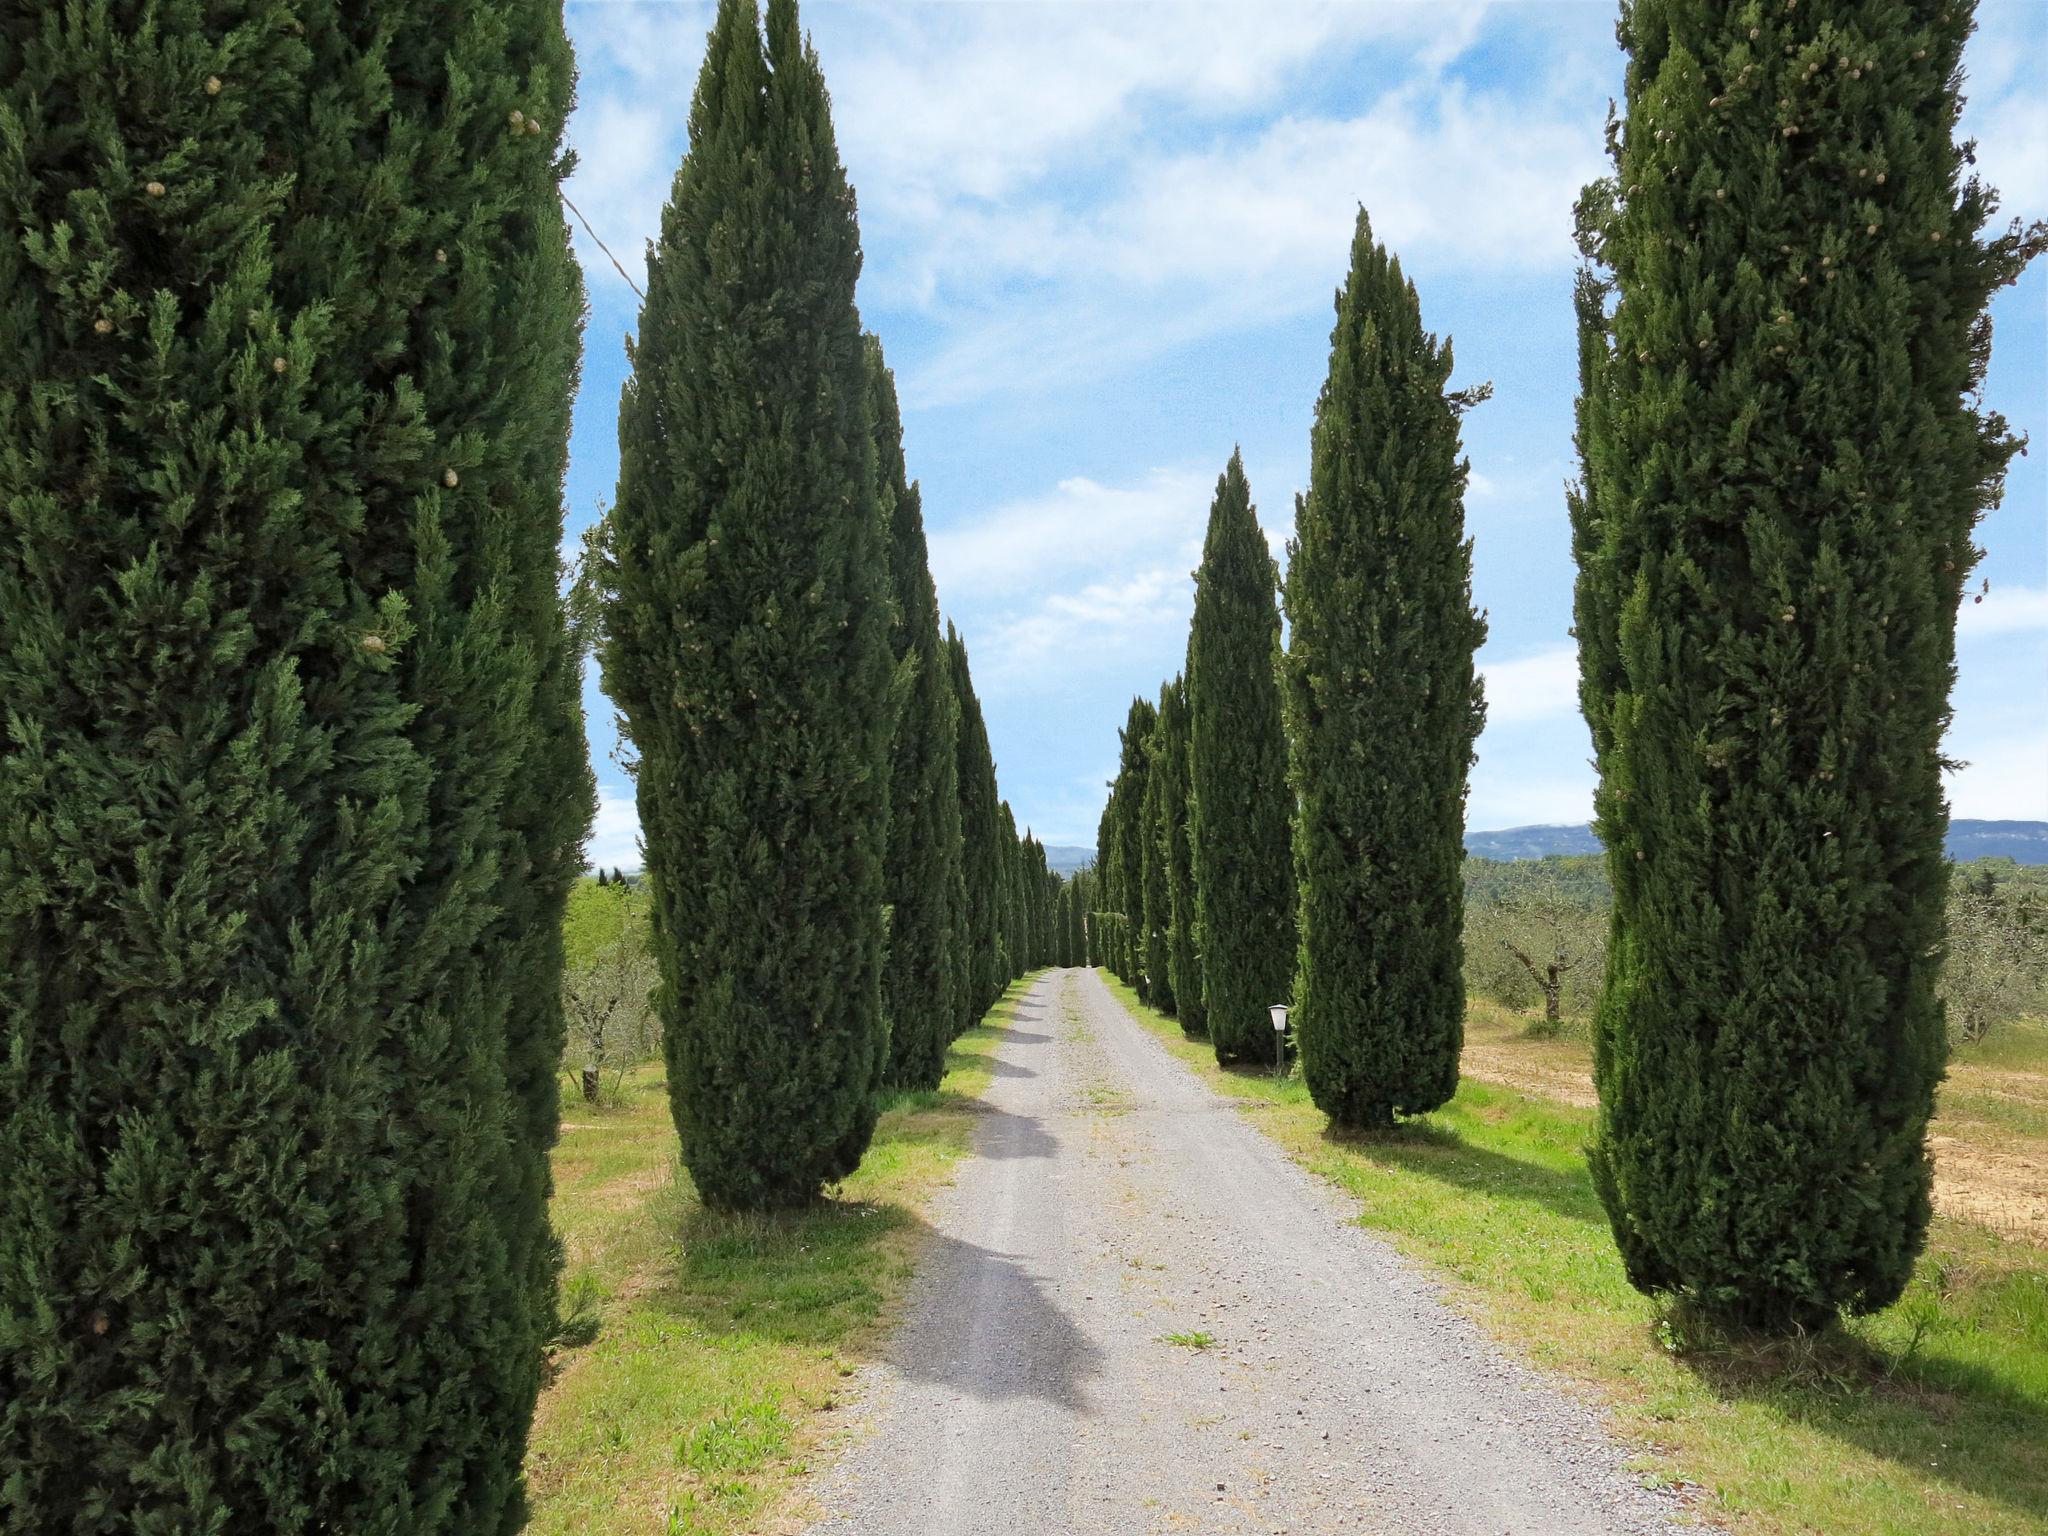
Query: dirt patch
1462 1023 2048 1248
1462 1043 1598 1110
1928 1133 2048 1246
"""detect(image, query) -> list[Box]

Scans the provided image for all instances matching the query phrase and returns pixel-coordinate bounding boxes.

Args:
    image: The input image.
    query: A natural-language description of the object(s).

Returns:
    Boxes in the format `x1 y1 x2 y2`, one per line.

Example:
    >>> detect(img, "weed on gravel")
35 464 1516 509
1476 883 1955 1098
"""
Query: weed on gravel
1099 970 2048 1536
523 978 1037 1535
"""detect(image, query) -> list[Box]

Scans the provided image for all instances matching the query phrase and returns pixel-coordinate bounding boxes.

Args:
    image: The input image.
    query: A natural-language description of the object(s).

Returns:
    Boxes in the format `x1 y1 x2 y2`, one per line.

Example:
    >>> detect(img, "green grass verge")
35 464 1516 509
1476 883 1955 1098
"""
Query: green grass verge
1098 970 2048 1536
525 977 1037 1535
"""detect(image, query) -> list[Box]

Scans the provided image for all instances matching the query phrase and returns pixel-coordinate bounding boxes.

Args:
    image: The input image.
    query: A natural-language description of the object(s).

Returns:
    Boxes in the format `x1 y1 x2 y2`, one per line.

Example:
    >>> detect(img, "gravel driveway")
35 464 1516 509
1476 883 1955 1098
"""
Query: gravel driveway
801 967 1690 1535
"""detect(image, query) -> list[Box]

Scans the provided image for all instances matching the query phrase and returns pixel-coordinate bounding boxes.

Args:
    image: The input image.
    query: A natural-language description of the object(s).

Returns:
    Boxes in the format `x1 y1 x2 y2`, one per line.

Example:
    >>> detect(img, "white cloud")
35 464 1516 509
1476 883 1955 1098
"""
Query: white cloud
1478 643 1581 725
585 791 644 873
1958 583 2048 639
1946 729 2048 821
929 468 1210 601
1466 763 1595 832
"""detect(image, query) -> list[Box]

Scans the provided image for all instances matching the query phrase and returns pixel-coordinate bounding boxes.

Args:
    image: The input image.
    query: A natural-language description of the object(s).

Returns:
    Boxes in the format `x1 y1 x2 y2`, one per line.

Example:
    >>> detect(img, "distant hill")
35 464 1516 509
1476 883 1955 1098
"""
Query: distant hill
1465 820 2048 864
1045 844 1095 876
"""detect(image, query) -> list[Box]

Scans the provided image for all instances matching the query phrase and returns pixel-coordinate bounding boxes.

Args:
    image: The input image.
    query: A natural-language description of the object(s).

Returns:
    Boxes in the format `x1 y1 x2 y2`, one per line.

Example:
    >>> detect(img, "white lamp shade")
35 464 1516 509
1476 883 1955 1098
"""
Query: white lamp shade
1269 1004 1290 1031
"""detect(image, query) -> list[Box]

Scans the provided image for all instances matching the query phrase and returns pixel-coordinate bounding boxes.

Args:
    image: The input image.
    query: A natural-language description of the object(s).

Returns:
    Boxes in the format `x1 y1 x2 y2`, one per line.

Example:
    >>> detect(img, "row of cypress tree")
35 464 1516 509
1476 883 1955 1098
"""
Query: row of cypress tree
0 0 1075 1521
1096 0 2042 1338
599 0 1078 1214
1096 218 1484 1133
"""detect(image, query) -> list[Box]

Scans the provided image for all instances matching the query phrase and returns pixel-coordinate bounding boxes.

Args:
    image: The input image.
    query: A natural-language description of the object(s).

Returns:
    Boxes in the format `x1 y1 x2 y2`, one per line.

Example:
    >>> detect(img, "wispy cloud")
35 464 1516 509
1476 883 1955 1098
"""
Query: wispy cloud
1478 643 1581 725
1958 583 2048 640
585 790 643 873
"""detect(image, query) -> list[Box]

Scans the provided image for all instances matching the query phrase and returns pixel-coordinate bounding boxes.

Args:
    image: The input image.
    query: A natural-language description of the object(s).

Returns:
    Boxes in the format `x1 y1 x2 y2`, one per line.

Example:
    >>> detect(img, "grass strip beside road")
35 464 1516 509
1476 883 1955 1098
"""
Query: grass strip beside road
525 978 1033 1535
1099 971 2048 1536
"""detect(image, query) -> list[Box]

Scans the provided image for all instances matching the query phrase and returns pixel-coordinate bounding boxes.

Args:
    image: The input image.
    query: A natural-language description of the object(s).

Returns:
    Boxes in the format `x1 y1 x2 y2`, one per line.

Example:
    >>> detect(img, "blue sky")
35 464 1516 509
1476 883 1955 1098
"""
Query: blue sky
560 1 2048 869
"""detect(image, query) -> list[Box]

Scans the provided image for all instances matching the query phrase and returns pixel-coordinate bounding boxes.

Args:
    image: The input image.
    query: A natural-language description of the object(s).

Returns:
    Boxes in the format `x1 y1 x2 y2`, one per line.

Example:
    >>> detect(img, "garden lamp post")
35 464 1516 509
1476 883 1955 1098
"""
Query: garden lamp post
1268 1003 1290 1079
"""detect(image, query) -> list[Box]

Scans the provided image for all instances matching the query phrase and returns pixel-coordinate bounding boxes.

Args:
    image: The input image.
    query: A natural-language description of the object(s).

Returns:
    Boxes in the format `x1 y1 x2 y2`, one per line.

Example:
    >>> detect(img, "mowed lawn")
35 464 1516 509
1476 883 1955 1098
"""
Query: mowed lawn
1104 974 2048 1536
524 981 1032 1535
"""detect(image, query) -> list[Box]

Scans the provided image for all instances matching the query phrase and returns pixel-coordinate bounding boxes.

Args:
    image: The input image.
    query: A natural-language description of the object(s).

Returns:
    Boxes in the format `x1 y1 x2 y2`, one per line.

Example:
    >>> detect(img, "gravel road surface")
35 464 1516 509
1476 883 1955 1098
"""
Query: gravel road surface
801 967 1689 1535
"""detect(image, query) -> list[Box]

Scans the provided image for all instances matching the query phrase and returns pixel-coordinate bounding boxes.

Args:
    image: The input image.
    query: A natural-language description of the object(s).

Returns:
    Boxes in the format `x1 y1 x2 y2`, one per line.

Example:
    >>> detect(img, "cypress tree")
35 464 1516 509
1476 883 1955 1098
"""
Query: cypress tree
0 2 588 1526
950 624 1005 1018
996 802 1023 980
1283 213 1487 1128
602 0 891 1211
1572 1 2043 1330
1155 675 1205 1036
1188 452 1297 1064
1140 687 1178 1014
1067 872 1088 968
1114 697 1160 1000
869 337 962 1092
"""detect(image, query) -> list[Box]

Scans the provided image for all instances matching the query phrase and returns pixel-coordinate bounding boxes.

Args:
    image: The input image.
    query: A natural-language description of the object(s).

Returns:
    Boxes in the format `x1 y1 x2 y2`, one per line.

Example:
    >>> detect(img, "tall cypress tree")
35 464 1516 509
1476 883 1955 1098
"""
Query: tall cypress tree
0 2 587 1526
1140 685 1178 1014
996 802 1023 980
1066 871 1088 968
1188 452 1297 1064
1094 797 1124 978
1572 2 2042 1331
1114 696 1160 1001
950 624 1005 1019
869 337 962 1092
1284 213 1486 1128
1155 675 1205 1036
603 0 890 1211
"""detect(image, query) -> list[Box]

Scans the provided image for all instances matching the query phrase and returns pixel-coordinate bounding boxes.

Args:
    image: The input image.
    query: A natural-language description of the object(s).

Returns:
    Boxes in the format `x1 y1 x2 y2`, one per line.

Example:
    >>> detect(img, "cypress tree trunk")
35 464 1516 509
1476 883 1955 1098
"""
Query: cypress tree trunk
1155 676 1206 1037
603 0 891 1211
1114 697 1160 1001
950 625 1005 1018
1573 1 2043 1331
869 338 962 1092
1189 452 1297 1064
0 2 588 1525
1140 688 1178 1015
1283 215 1487 1129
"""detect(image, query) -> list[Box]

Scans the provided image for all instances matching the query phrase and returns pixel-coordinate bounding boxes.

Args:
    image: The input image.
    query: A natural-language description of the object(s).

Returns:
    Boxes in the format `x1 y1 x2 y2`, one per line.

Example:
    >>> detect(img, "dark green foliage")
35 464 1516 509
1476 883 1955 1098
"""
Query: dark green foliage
1188 452 1297 1064
1065 874 1087 967
1095 793 1128 980
1572 1 2043 1331
997 801 1024 980
602 0 890 1211
950 624 1006 1022
1155 675 1204 1036
869 338 962 1092
1114 696 1160 1000
1140 685 1177 1014
0 2 588 1526
1283 214 1487 1128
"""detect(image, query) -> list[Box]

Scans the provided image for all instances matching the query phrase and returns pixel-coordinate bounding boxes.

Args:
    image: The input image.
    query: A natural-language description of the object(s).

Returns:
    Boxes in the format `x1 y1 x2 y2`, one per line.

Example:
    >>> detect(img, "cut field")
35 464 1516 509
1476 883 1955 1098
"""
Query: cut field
1105 974 2048 1536
524 981 1031 1535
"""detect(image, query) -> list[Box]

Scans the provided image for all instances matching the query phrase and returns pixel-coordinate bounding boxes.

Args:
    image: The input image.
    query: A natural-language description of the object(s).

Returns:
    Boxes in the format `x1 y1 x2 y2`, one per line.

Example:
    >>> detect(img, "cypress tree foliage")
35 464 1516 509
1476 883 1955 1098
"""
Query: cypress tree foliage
1140 687 1178 1014
1571 3 2043 1332
868 337 962 1092
603 0 891 1211
1189 452 1298 1064
1114 696 1160 1000
1066 872 1088 967
1155 675 1206 1036
1095 793 1128 980
1283 213 1487 1128
996 801 1023 982
948 624 1006 1020
0 2 588 1526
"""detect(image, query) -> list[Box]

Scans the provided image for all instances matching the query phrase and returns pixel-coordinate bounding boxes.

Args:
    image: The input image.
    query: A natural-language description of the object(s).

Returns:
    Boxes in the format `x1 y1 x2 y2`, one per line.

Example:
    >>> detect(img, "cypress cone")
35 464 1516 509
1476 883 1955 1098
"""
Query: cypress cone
1573 0 2044 1330
1283 214 1487 1127
1189 452 1297 1064
869 337 963 1092
0 1 588 1523
603 0 891 1210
